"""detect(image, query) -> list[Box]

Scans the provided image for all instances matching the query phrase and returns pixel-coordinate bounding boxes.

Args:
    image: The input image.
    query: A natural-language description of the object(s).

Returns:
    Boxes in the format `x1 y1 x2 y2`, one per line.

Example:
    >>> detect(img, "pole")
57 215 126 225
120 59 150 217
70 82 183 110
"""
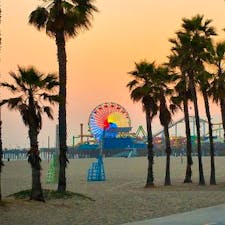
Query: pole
100 129 105 156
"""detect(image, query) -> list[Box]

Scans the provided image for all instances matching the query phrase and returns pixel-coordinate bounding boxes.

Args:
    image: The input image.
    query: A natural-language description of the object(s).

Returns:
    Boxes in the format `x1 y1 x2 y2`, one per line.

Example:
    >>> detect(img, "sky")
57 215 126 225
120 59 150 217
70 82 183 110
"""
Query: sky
1 0 225 149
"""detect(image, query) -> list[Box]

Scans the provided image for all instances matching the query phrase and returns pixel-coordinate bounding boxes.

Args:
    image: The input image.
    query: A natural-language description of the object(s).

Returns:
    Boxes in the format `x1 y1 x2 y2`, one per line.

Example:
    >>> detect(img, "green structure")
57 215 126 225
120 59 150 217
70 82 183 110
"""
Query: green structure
46 154 58 184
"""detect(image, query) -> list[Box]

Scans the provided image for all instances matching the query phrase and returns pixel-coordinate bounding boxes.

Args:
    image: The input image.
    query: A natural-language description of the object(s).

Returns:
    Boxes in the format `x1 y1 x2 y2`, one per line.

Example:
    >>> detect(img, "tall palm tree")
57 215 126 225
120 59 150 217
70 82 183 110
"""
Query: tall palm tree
210 41 225 142
198 71 216 184
171 15 216 185
168 51 193 183
0 66 59 201
155 66 174 185
29 0 98 192
160 97 172 186
127 61 158 187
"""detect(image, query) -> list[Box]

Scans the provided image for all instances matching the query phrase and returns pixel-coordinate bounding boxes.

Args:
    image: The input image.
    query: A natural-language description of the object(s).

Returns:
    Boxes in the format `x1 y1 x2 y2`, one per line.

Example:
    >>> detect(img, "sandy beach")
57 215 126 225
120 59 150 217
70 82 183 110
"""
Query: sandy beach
1 156 225 225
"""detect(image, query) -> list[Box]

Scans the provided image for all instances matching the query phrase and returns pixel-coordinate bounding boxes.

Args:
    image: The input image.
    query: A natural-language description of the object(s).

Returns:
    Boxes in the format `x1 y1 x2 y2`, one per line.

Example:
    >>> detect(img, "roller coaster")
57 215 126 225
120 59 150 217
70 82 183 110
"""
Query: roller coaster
153 116 223 139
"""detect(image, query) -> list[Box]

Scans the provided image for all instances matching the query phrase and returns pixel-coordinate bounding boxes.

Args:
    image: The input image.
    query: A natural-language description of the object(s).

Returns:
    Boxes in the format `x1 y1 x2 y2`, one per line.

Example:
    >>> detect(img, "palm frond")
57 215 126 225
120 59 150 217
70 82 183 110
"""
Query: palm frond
159 100 172 127
73 0 99 32
0 97 23 110
29 0 98 38
0 82 17 92
126 80 138 90
1 66 58 131
216 41 225 60
17 104 29 127
29 7 49 30
18 66 42 87
43 106 54 120
9 71 27 92
40 93 60 104
170 103 180 113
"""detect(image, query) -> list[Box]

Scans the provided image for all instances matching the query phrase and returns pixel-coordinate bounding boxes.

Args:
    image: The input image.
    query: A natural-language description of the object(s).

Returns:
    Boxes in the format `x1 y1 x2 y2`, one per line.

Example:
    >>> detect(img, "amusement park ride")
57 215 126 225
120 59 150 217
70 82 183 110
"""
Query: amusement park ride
78 102 223 181
87 102 132 181
76 102 224 155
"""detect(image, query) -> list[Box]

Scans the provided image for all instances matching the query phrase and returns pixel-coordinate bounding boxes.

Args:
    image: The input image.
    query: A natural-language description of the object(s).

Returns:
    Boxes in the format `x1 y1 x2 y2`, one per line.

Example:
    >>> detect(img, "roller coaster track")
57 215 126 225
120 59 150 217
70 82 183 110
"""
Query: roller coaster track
153 116 208 137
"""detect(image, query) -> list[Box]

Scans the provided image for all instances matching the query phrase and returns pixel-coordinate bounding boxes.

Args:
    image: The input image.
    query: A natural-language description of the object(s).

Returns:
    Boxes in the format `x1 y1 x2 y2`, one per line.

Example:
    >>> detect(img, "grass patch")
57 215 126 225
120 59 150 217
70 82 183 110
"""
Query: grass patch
8 189 95 201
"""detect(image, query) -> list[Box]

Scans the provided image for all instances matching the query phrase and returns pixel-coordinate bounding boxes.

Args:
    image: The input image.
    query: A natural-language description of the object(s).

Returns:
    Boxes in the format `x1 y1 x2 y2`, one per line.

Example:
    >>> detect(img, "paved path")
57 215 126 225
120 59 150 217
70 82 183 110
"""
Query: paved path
122 204 225 225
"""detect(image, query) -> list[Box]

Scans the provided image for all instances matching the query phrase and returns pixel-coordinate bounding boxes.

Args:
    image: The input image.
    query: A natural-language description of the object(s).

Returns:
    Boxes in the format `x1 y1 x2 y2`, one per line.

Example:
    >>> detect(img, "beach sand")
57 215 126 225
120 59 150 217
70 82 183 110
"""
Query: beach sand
1 156 225 225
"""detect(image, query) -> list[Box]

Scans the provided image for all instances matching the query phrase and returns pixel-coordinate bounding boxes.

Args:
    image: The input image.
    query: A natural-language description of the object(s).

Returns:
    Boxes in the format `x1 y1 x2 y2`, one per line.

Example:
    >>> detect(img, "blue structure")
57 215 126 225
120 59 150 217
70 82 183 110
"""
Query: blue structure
87 155 106 181
103 137 146 150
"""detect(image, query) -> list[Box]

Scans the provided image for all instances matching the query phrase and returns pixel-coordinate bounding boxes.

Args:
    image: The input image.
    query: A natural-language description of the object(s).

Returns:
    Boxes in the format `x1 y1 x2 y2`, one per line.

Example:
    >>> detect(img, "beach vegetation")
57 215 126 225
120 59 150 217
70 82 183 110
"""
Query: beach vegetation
168 40 194 184
167 15 216 185
210 41 225 142
29 0 98 193
0 66 59 201
127 61 159 187
153 66 175 185
8 189 94 201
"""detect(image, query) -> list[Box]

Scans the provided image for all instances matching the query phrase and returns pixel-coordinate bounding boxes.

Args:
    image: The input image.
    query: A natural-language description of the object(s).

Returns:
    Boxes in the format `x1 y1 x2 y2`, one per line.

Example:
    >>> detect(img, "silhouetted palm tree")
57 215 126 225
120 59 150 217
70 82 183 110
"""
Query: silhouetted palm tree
127 61 158 187
168 50 193 183
154 66 175 185
198 71 216 184
29 0 98 192
171 15 216 185
0 66 59 201
210 41 225 142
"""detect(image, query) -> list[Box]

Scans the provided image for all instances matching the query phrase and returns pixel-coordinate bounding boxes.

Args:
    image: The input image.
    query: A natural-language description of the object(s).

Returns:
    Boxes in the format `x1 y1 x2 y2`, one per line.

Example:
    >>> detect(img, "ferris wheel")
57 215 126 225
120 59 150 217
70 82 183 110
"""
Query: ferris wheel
88 102 131 141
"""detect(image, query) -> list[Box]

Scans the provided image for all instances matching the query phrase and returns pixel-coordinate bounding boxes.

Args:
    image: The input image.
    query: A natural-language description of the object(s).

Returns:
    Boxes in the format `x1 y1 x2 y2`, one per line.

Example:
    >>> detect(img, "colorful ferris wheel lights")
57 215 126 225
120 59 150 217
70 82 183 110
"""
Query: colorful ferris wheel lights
88 102 131 141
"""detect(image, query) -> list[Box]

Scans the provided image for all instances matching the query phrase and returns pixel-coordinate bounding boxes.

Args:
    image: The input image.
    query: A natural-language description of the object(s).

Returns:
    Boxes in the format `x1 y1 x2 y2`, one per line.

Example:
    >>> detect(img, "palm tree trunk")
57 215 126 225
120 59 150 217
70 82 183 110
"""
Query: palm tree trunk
145 110 154 187
164 124 171 186
56 31 68 192
203 91 216 185
0 117 3 201
189 75 205 185
0 173 2 202
220 99 225 142
183 94 193 183
28 127 44 201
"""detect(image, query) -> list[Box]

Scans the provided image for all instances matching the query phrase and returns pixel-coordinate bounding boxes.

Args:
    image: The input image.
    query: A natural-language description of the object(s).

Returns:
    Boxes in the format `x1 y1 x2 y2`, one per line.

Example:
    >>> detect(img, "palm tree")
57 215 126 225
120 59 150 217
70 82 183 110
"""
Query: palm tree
127 61 158 187
0 66 59 201
171 15 216 185
197 71 216 184
160 97 172 186
168 51 193 183
210 41 225 142
29 0 98 192
154 66 175 185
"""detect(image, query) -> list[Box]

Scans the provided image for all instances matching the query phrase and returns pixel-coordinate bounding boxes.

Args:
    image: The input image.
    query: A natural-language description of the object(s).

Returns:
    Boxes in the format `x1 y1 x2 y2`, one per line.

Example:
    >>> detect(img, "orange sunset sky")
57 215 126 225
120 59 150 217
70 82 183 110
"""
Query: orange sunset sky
1 0 225 148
